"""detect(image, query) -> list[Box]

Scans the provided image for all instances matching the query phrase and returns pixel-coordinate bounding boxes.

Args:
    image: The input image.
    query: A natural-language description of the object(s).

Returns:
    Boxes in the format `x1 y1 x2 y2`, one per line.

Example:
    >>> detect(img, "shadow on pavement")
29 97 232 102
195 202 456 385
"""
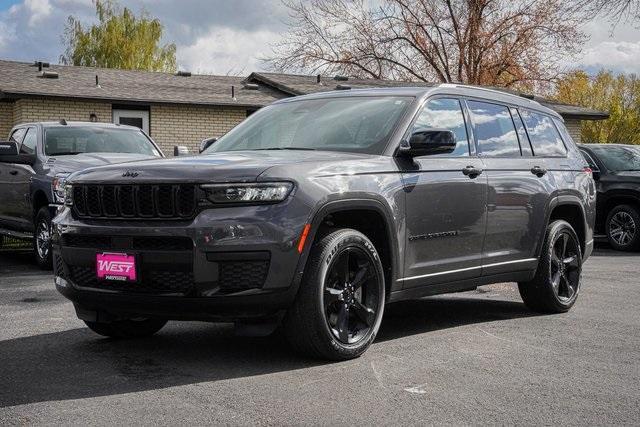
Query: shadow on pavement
0 296 536 408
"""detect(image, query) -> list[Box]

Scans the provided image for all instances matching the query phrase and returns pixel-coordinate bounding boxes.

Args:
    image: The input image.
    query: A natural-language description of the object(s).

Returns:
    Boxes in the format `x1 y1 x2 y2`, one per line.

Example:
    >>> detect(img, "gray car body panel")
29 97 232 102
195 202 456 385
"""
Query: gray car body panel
53 85 595 320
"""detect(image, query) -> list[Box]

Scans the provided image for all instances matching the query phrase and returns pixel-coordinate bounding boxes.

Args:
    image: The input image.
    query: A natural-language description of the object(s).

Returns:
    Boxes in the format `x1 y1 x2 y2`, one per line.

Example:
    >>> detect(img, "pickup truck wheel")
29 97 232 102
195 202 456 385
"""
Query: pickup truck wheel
84 318 168 339
283 228 385 360
606 204 640 251
518 220 582 313
34 207 53 270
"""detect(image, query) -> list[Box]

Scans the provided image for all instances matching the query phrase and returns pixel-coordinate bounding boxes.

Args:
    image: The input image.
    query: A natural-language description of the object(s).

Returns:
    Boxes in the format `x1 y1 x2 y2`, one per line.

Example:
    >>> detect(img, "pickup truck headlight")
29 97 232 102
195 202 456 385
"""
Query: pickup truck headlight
63 184 73 207
201 182 293 204
52 173 70 204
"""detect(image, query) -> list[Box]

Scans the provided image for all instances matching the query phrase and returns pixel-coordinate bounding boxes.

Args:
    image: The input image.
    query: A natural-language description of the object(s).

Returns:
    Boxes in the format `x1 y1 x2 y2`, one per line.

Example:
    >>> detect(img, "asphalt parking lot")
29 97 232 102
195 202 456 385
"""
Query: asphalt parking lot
0 246 638 425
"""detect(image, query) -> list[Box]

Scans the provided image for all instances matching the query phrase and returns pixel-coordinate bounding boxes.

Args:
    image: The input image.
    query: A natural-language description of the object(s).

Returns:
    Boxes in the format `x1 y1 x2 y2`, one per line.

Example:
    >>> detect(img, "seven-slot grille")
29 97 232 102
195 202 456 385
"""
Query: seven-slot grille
72 184 197 219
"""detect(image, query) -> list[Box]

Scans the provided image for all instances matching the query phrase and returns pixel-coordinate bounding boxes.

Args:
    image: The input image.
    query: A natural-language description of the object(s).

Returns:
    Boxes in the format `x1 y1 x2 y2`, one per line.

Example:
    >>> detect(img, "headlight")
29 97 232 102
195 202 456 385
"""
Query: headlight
52 173 70 203
201 182 293 204
64 184 73 207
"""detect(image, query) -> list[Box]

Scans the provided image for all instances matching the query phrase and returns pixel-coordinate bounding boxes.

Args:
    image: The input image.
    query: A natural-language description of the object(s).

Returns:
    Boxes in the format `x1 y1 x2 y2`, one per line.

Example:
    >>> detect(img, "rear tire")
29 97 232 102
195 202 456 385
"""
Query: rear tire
283 228 386 360
84 318 167 339
34 207 53 270
605 204 640 251
518 220 582 313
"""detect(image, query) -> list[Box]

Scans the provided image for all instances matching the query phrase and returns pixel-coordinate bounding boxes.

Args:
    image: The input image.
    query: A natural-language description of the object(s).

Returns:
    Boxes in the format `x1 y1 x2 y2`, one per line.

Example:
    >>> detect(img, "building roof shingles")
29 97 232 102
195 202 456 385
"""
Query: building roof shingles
0 60 608 120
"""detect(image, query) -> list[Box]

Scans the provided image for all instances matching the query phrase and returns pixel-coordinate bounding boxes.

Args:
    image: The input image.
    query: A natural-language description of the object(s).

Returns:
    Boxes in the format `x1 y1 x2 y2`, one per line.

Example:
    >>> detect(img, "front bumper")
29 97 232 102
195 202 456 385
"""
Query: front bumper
52 200 309 321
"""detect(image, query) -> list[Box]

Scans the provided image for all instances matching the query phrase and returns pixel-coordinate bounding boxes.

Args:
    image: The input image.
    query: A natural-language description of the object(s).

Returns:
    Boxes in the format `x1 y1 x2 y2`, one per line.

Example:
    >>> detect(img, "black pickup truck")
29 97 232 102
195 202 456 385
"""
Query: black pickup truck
0 121 163 268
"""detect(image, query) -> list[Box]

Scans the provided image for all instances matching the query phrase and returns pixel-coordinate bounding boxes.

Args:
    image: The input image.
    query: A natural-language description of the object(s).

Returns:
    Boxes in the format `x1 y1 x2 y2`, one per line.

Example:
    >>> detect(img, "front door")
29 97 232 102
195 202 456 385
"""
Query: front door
113 109 150 134
0 127 33 230
400 98 488 288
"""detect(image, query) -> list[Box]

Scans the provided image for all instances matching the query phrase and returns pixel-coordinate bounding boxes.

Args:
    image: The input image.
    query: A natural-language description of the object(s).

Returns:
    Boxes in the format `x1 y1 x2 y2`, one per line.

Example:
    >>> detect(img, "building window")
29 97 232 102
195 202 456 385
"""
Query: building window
113 108 150 134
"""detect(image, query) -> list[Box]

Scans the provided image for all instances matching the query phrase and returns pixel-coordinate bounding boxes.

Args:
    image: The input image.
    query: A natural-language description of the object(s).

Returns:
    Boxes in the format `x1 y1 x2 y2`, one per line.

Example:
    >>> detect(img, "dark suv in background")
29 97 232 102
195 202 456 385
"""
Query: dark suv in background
53 85 595 360
0 121 163 268
580 144 640 251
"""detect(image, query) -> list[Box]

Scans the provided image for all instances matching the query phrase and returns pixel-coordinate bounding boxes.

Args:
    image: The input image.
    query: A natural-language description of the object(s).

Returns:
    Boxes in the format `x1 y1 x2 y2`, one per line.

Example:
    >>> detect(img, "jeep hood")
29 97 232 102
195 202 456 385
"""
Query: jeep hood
48 153 159 174
68 150 377 184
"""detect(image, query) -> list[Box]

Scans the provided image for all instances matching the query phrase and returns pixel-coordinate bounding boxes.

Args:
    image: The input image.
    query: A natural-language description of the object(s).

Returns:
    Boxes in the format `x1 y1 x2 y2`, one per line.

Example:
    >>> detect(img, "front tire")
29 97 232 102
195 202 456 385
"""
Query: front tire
283 229 386 360
34 207 53 270
606 204 640 251
84 318 167 339
518 220 582 313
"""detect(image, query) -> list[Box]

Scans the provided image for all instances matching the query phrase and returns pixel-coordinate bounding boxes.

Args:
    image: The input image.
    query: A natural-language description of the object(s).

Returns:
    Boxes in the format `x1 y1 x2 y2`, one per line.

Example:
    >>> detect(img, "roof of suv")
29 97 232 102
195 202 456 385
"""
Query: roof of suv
272 83 561 119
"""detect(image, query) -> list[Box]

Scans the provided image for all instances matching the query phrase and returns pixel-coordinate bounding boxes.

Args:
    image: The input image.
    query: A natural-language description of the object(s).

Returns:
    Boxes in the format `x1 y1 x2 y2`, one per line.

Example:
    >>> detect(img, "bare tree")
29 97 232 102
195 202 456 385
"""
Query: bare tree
574 0 640 26
267 0 590 90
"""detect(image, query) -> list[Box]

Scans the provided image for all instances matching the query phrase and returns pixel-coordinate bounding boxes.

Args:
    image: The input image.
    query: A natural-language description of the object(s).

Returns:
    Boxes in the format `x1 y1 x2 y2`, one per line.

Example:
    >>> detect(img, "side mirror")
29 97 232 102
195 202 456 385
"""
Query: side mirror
173 145 190 157
399 129 456 157
0 141 36 165
592 169 601 180
0 141 18 156
199 137 218 153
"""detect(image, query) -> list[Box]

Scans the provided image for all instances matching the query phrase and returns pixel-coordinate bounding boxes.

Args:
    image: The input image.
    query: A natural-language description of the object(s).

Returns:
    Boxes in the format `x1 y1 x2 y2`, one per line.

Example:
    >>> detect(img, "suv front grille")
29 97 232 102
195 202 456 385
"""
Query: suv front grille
72 184 197 220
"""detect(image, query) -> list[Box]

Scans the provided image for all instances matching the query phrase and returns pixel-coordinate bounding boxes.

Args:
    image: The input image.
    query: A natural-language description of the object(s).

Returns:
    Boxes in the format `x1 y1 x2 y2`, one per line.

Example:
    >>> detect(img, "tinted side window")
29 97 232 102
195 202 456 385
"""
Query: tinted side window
520 111 567 157
9 128 26 144
411 98 469 156
580 150 599 171
468 101 520 157
511 108 533 156
20 128 37 154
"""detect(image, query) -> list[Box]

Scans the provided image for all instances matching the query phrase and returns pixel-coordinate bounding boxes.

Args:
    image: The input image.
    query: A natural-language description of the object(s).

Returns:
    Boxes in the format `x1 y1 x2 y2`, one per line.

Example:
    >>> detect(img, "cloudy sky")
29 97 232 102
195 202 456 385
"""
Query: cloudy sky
0 0 638 76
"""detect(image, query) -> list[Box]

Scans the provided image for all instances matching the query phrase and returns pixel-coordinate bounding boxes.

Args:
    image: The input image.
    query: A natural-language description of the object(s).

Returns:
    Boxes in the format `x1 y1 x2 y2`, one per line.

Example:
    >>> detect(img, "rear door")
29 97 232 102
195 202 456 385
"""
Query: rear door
400 97 487 288
470 101 551 275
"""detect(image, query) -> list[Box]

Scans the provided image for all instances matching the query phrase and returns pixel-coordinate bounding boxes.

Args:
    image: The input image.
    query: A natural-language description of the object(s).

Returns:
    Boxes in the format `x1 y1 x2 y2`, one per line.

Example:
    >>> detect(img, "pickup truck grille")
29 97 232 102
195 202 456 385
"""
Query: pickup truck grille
72 184 197 220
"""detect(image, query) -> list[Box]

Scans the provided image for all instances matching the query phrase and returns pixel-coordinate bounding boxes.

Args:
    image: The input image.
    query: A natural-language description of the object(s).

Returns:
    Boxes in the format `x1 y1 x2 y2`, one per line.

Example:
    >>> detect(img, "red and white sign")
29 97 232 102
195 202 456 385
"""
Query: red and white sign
96 253 137 282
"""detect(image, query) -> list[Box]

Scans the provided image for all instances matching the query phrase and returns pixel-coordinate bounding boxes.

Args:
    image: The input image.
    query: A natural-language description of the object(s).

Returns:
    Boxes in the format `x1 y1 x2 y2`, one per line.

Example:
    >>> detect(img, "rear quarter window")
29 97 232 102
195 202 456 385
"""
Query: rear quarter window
520 110 567 157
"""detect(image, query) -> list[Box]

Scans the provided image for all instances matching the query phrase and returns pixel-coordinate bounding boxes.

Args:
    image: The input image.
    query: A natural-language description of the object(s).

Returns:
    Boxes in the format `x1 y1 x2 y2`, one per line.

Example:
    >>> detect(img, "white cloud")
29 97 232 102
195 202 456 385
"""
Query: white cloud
25 0 52 27
177 27 283 75
578 41 640 74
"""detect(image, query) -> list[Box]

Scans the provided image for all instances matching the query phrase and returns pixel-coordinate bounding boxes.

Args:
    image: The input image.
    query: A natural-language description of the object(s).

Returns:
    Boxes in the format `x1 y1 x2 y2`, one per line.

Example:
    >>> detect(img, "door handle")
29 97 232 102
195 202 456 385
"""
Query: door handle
9 170 18 176
531 166 547 177
462 165 483 178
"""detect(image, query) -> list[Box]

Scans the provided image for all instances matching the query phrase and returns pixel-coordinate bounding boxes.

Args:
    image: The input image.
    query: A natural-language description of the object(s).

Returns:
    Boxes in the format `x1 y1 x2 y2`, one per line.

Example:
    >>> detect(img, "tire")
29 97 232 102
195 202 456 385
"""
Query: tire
605 204 640 251
34 207 53 270
84 318 167 339
518 220 582 313
283 228 386 360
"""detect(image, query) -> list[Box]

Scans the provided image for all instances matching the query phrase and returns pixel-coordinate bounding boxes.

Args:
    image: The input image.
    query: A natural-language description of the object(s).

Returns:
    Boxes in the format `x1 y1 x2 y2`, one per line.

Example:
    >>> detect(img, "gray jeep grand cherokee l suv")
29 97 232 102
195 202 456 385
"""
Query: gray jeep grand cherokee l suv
53 85 595 360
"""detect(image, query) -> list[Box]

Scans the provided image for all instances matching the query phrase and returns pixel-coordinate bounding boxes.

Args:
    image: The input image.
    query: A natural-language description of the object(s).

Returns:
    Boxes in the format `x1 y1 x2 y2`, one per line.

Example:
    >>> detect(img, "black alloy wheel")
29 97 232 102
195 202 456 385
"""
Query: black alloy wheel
519 220 582 313
323 246 380 345
284 228 386 360
549 230 581 302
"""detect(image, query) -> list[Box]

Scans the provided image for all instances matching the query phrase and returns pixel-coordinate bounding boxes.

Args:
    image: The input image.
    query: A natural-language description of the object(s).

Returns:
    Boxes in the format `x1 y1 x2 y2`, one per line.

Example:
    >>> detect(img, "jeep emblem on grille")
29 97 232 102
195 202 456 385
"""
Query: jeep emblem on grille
122 171 139 178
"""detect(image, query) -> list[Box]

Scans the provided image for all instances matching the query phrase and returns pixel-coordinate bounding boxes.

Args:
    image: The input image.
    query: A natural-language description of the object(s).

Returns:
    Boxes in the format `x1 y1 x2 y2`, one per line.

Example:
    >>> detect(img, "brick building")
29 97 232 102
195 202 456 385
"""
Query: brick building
0 60 608 155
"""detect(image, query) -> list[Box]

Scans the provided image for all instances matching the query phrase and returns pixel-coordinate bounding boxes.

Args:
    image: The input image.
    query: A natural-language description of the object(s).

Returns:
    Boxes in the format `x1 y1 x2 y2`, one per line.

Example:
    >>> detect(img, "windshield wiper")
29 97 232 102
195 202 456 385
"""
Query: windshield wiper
253 147 316 151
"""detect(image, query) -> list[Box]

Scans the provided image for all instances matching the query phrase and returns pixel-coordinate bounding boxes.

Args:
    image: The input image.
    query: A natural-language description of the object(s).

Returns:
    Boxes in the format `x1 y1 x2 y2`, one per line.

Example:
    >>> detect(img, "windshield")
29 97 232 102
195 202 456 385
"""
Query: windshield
44 127 161 157
589 145 640 171
205 96 412 155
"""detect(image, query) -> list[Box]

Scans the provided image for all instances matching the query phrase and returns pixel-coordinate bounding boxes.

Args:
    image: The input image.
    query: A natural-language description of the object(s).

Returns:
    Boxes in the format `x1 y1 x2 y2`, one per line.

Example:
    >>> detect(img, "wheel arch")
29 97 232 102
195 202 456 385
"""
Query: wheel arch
543 196 588 256
297 198 401 299
32 190 50 220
